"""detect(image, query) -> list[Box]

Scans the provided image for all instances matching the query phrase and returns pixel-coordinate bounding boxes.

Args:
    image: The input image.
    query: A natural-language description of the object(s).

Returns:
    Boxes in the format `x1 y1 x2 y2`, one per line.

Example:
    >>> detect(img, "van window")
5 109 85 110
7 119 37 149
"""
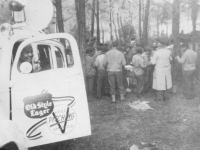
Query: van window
54 46 64 68
16 38 74 73
60 38 74 68
37 45 52 71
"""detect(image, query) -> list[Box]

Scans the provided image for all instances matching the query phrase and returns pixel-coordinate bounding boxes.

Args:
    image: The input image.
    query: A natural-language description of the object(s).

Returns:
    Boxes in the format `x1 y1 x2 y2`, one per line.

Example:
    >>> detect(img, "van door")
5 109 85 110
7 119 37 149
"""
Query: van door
10 33 91 147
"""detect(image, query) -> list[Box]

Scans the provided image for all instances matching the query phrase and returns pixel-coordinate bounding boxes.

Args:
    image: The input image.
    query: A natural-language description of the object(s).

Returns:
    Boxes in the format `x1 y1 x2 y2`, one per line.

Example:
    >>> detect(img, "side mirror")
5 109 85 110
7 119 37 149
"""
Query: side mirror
20 62 32 74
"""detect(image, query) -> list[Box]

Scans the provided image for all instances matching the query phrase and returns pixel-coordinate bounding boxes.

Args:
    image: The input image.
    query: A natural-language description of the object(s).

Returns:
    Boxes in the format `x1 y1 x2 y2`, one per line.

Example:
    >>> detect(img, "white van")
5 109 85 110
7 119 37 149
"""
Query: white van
0 0 91 148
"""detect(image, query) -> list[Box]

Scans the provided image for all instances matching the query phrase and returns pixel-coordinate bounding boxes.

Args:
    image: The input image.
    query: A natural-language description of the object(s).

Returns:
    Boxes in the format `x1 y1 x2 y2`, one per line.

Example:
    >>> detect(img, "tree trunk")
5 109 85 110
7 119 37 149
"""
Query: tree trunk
55 0 64 33
139 0 142 43
91 0 96 38
156 15 159 38
75 0 86 75
120 16 125 43
109 0 113 43
54 0 66 52
96 0 100 45
172 0 180 57
191 0 198 31
172 0 181 82
112 12 119 43
142 0 150 46
101 22 104 43
166 21 168 36
117 12 123 43
191 0 198 50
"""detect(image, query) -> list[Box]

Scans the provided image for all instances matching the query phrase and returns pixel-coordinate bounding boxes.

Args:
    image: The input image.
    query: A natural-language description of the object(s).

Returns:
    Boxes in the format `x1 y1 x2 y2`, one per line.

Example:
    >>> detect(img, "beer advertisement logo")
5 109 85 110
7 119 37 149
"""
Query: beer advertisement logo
25 93 76 140
23 93 54 119
47 105 77 134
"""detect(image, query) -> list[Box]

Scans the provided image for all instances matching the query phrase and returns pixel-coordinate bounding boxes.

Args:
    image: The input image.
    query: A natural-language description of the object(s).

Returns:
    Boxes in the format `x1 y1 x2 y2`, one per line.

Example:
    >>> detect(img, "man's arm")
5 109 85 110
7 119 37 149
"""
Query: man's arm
132 55 136 65
95 56 99 67
139 57 147 68
177 52 186 64
92 51 101 67
103 53 108 68
150 52 157 65
121 53 126 66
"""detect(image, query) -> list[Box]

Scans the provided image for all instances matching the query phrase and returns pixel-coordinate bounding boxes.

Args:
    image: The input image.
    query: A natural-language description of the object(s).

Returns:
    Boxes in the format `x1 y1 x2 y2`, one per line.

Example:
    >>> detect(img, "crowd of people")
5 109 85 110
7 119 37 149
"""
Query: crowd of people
85 38 199 103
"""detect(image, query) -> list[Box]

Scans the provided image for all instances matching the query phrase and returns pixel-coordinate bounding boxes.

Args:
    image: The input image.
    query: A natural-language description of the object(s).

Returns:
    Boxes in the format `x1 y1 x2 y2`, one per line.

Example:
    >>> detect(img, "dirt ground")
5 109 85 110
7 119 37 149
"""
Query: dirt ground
30 83 200 150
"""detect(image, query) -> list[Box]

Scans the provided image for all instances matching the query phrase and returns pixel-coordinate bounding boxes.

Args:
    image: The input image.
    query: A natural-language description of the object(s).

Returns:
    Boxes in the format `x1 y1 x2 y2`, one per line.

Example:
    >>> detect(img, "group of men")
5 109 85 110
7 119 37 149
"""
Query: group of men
85 40 198 103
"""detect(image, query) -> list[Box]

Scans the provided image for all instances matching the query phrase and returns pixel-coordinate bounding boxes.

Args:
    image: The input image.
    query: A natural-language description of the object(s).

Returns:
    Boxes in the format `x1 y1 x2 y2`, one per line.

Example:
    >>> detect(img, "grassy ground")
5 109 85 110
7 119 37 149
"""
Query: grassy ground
30 83 200 150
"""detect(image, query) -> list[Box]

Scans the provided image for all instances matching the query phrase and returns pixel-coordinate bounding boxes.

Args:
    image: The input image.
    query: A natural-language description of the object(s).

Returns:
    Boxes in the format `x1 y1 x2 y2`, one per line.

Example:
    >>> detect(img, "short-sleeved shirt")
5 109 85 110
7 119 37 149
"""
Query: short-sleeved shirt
95 54 105 70
178 49 197 71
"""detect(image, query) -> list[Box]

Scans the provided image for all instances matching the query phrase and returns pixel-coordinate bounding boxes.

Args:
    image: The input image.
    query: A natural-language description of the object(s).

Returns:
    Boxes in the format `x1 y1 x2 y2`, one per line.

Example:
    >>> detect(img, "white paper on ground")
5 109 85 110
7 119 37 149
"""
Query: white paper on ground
128 100 153 111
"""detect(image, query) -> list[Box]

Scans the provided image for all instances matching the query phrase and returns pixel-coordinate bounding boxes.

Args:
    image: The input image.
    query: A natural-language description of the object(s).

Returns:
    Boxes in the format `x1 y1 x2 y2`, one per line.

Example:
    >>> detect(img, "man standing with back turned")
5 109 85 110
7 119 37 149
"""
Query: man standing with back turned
103 42 126 103
176 42 197 99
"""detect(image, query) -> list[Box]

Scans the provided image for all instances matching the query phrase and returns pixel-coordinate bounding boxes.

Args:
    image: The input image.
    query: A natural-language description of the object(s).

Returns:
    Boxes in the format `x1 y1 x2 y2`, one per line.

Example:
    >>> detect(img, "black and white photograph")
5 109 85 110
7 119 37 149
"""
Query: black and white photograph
0 0 200 149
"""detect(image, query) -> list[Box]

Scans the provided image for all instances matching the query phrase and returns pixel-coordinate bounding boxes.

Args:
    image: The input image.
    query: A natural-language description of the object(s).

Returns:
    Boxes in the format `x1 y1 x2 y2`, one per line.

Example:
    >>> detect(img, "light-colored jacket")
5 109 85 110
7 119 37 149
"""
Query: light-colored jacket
151 48 172 90
103 48 126 72
95 54 106 70
177 49 197 71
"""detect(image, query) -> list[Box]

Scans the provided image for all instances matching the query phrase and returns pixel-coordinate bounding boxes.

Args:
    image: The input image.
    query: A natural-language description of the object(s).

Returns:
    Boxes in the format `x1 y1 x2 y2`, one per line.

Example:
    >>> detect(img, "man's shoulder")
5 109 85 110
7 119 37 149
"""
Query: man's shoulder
86 55 93 61
157 48 170 54
97 54 104 59
186 49 196 55
107 49 122 54
132 54 140 59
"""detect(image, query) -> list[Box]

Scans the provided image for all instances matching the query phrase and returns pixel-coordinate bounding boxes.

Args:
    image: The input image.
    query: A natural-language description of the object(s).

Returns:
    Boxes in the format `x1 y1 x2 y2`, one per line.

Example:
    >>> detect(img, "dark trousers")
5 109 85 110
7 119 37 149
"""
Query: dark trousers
155 90 169 101
182 70 195 99
135 74 144 96
108 71 125 95
143 67 153 93
97 70 109 97
86 75 95 96
123 69 128 89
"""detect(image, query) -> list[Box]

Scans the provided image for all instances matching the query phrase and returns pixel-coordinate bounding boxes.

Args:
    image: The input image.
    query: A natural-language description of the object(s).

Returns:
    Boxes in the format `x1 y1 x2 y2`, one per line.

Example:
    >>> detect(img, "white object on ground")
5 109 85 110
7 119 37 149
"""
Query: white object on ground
128 100 153 111
130 144 139 150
